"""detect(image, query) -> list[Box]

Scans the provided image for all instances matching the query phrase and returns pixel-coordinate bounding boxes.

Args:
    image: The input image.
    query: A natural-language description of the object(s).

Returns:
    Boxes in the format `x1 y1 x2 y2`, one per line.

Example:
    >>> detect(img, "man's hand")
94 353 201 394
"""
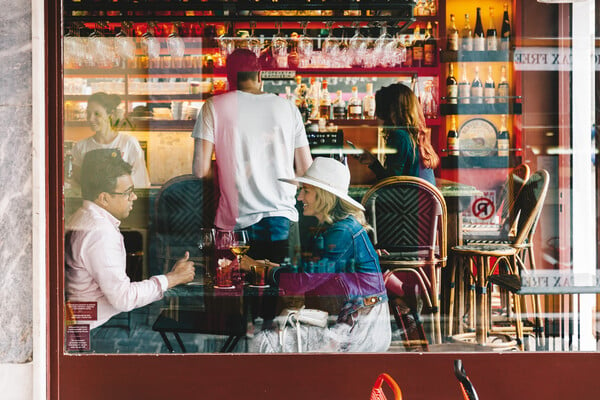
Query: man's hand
165 251 195 288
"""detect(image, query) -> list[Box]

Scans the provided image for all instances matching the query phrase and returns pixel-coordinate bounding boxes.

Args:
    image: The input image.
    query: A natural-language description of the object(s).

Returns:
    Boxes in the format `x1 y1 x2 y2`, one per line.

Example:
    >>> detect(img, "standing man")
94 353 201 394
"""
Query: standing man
192 48 312 262
66 149 195 333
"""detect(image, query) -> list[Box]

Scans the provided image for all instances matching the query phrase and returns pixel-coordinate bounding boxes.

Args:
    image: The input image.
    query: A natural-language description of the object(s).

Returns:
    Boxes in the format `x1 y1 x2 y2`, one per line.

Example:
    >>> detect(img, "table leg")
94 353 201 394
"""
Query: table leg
174 333 187 353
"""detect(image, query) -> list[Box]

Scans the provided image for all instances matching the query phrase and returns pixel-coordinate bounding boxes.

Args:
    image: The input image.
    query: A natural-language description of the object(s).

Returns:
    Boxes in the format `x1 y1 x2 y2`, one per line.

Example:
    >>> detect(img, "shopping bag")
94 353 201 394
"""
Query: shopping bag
370 373 402 400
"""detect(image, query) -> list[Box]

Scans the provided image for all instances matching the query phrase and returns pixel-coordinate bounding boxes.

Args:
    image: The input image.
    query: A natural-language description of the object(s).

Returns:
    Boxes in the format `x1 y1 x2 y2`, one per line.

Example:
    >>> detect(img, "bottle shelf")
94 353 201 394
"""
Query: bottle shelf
440 102 522 115
65 120 197 131
441 155 521 169
440 50 512 63
65 68 226 77
64 94 209 102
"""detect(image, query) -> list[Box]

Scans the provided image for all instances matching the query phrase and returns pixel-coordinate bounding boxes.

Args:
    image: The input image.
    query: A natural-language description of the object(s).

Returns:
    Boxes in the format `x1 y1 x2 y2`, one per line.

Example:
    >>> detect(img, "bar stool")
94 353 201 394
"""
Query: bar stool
448 170 549 350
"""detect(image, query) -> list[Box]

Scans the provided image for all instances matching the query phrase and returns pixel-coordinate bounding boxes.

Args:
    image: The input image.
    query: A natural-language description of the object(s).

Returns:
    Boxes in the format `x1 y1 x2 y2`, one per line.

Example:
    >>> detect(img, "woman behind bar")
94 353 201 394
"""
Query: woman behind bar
72 92 151 187
248 157 390 353
357 83 438 185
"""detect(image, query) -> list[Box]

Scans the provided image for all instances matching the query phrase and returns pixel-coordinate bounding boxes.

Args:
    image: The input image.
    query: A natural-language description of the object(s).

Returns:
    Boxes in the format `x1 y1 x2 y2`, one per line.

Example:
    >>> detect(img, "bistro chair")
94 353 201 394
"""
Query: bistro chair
449 170 549 350
362 176 447 345
153 174 217 273
462 163 530 244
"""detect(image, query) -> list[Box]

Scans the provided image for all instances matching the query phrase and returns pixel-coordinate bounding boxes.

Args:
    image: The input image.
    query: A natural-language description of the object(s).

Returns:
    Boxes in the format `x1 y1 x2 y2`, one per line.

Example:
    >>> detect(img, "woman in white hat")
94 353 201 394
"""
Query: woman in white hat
249 157 391 353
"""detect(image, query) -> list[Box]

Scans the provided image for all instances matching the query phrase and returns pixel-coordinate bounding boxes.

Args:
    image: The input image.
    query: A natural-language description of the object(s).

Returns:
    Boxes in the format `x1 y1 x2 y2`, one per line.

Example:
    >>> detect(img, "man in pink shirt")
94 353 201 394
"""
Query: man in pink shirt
65 149 195 334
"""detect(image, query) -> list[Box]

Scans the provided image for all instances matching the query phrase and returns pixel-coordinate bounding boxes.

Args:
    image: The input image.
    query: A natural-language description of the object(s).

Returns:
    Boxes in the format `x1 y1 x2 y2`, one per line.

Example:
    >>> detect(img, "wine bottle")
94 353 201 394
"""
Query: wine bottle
461 13 473 51
500 3 511 51
497 114 509 157
497 65 509 103
458 63 471 104
446 63 458 104
308 77 320 119
362 83 375 119
470 65 483 104
447 13 459 51
403 35 413 67
319 80 331 120
333 90 346 119
473 7 485 51
486 7 498 51
410 74 421 103
412 26 424 67
484 65 496 104
447 115 459 157
348 86 362 119
424 22 436 66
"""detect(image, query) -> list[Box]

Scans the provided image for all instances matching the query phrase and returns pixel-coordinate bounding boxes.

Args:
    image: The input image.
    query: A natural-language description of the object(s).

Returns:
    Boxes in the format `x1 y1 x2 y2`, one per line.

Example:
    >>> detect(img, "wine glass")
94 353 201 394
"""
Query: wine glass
271 23 288 68
197 228 215 285
167 24 186 68
348 23 367 67
141 27 160 68
247 22 262 58
114 23 136 68
229 230 250 268
297 23 313 68
321 23 339 68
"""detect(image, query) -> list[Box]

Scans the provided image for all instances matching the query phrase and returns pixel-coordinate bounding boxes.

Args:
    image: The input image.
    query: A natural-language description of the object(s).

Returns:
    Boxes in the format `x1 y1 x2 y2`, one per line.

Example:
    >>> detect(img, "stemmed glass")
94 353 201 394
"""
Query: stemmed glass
141 25 160 68
348 23 367 67
297 23 313 68
229 230 250 269
114 22 136 68
167 23 186 68
271 23 288 68
373 24 393 67
196 228 215 285
247 22 262 58
321 22 339 68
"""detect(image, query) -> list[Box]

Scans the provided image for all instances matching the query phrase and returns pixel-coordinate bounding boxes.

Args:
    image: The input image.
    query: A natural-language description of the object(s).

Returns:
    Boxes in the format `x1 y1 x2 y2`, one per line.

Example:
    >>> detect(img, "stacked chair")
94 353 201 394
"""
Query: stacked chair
362 176 447 348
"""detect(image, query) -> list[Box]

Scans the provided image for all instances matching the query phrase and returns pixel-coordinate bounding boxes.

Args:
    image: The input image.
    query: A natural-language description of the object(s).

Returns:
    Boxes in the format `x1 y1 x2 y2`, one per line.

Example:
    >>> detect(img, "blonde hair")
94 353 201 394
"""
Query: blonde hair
311 186 370 230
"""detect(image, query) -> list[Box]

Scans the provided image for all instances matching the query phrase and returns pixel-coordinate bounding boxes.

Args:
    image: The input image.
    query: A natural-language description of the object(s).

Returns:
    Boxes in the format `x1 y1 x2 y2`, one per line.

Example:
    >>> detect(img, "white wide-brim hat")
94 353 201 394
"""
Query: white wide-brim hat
279 157 365 211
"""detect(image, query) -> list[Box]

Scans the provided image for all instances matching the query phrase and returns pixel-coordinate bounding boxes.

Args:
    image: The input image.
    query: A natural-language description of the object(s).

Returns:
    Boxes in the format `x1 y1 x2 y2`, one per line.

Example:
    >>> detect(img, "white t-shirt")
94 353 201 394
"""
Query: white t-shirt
192 90 309 229
72 133 151 188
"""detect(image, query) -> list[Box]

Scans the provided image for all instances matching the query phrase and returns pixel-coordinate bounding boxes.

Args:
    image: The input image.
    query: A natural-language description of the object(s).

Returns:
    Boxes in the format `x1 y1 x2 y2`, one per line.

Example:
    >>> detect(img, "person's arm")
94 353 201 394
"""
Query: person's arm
130 140 151 187
165 251 195 288
193 138 214 178
294 145 312 177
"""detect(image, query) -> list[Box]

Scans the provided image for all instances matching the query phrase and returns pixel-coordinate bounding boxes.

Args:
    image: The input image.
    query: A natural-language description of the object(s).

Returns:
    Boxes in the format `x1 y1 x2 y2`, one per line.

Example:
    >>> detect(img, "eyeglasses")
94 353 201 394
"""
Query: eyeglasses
109 186 135 199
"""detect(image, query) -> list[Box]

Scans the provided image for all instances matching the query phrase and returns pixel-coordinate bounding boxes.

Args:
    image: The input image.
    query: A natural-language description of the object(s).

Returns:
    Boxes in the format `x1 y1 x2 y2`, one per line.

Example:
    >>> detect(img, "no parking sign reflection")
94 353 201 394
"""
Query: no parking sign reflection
464 191 497 223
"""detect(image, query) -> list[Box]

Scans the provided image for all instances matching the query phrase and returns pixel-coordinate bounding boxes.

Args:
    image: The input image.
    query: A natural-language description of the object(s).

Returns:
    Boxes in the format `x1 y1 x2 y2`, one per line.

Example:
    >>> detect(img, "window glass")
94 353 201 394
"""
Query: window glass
62 1 598 354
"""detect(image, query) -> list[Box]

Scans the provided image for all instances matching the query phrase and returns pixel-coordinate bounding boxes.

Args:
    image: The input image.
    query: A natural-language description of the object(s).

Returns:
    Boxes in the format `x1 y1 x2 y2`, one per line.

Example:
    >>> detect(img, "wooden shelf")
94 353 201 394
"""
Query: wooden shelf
65 120 197 131
440 102 522 115
441 155 521 169
440 50 513 63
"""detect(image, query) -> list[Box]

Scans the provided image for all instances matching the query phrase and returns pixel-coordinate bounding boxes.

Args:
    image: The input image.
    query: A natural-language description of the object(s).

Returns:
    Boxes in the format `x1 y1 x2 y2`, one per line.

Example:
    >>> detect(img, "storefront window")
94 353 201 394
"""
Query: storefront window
60 0 598 355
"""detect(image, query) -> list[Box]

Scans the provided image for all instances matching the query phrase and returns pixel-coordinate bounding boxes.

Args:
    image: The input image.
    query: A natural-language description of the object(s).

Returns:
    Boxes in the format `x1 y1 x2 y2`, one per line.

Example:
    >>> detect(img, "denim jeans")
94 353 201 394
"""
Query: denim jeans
245 216 299 263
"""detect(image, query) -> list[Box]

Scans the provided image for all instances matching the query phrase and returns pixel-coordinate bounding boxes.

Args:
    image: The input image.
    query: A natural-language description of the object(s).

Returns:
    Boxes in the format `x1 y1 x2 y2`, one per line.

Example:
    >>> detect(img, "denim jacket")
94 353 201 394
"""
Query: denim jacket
278 216 387 317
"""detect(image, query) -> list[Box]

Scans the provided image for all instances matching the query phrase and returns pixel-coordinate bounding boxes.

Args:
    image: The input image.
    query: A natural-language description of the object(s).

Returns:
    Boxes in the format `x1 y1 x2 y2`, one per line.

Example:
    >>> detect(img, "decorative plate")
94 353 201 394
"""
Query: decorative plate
458 118 498 157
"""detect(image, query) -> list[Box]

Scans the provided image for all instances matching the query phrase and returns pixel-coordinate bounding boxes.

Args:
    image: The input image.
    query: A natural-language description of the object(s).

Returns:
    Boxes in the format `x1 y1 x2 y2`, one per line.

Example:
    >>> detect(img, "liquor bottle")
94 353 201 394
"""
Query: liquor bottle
458 63 471 104
294 75 306 107
363 83 376 119
447 115 459 156
497 65 509 103
412 26 424 67
319 80 331 120
285 86 294 102
470 65 483 104
486 7 498 51
421 80 437 119
308 77 320 119
403 35 413 67
348 86 363 119
414 0 425 16
410 74 421 104
473 7 485 51
446 63 458 104
447 13 459 51
423 22 436 66
497 114 510 157
500 3 511 51
461 13 473 51
484 65 496 104
333 90 347 119
427 0 437 16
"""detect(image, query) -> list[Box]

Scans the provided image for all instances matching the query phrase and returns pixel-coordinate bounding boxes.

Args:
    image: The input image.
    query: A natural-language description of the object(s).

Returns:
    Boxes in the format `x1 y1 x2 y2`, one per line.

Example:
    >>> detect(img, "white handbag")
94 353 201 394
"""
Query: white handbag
277 307 329 352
